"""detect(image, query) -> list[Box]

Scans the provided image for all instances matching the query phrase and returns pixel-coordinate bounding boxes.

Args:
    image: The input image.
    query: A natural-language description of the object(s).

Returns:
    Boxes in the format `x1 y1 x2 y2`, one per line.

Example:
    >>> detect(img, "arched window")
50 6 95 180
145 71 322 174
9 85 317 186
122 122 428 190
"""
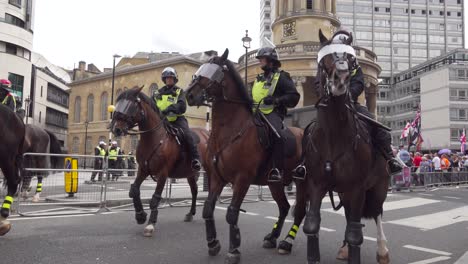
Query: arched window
149 83 158 96
100 92 108 120
72 137 80 154
87 94 94 122
74 97 81 123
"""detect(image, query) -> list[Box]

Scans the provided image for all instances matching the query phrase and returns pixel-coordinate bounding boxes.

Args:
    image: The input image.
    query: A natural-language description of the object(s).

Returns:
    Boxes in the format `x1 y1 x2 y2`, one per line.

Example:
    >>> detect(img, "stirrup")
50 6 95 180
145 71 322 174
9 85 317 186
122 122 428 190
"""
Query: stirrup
268 168 282 182
292 164 306 180
191 159 201 171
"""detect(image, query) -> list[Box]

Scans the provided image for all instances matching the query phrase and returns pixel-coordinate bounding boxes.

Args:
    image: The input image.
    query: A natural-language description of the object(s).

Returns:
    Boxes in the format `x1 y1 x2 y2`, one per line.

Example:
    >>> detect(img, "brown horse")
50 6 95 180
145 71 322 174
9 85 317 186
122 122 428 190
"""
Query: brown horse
0 104 25 236
111 87 208 237
302 30 390 264
186 49 306 264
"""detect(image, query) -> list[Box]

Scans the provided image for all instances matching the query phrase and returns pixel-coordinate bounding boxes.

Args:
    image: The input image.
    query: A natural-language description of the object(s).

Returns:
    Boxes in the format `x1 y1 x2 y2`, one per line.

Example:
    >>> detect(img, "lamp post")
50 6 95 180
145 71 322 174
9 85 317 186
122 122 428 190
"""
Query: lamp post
109 54 121 142
242 30 252 87
24 96 30 124
83 120 89 169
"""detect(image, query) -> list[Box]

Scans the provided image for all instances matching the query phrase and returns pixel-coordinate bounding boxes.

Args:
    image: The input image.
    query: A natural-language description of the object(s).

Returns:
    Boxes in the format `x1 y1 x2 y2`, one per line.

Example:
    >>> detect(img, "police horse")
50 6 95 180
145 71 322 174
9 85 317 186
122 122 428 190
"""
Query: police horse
0 104 25 235
186 49 307 264
20 124 63 202
111 87 209 237
302 30 390 264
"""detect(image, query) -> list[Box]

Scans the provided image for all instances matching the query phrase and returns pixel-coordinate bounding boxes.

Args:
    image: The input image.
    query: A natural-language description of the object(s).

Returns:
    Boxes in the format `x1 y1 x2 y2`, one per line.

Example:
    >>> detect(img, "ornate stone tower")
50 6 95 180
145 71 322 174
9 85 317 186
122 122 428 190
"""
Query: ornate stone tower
238 0 381 114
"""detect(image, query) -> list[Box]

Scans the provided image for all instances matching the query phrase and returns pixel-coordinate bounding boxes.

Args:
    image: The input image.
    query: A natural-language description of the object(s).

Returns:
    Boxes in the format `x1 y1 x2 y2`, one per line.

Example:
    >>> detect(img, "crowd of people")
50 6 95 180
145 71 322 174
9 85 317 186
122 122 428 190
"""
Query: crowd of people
89 140 137 183
394 145 468 186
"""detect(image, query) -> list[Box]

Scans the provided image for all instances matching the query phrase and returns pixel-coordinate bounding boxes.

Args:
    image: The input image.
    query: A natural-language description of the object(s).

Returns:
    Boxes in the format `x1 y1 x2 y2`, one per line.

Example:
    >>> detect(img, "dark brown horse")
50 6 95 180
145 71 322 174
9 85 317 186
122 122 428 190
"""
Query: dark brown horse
21 124 63 202
0 104 25 236
186 49 306 264
302 30 390 264
111 87 209 237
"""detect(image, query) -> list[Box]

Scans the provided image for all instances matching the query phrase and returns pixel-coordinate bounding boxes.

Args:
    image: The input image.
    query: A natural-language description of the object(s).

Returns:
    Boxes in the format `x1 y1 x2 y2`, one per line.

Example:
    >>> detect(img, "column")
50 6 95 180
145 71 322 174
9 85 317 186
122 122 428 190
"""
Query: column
275 0 281 18
293 76 306 108
300 0 307 12
365 83 378 115
325 0 332 13
288 0 294 15
278 0 284 17
313 0 321 12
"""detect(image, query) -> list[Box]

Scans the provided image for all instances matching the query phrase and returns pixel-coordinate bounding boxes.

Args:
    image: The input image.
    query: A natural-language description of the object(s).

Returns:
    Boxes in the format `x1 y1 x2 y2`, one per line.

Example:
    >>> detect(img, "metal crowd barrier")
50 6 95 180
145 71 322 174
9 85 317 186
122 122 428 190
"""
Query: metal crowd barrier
391 166 468 192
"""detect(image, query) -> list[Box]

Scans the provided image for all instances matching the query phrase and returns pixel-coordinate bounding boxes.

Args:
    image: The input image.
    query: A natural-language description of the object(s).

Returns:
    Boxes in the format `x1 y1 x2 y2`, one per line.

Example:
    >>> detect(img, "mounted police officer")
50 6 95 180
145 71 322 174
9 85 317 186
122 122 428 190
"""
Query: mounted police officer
0 79 16 112
295 31 403 178
252 47 300 182
153 67 201 171
90 141 107 182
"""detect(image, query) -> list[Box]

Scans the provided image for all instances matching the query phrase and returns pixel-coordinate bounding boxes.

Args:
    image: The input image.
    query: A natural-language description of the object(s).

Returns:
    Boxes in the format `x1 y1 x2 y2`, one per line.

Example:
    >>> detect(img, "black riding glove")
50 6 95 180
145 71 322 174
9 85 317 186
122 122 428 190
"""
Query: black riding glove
263 96 277 105
162 105 177 116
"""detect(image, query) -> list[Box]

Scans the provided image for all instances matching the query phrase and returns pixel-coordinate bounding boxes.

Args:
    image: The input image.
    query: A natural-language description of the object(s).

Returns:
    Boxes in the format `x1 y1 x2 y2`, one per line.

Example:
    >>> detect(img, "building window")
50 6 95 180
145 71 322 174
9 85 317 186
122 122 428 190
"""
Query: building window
46 107 68 128
8 0 21 8
422 10 426 15
74 97 81 123
47 83 69 107
5 13 25 28
265 1 270 6
8 73 24 98
450 109 468 121
439 0 444 3
72 137 80 154
447 11 451 16
100 92 108 121
385 7 390 13
411 9 415 14
374 7 379 12
39 111 41 123
439 11 444 16
87 94 94 122
149 83 158 96
457 12 462 17
40 86 43 97
429 10 433 15
265 13 270 18
5 43 17 55
265 25 270 30
307 0 313 9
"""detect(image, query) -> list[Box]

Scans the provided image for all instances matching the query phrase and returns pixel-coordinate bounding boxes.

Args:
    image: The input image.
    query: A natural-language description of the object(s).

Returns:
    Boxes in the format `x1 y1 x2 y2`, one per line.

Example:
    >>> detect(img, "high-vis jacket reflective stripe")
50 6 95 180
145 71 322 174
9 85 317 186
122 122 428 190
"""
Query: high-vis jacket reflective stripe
96 146 106 156
2 93 16 110
156 88 184 122
108 147 120 161
252 72 280 114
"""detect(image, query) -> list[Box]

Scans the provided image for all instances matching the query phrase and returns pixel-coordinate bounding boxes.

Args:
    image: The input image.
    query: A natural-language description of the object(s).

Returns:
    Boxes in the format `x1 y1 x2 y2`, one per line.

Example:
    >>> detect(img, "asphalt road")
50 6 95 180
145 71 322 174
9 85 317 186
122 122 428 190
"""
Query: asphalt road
1 187 468 264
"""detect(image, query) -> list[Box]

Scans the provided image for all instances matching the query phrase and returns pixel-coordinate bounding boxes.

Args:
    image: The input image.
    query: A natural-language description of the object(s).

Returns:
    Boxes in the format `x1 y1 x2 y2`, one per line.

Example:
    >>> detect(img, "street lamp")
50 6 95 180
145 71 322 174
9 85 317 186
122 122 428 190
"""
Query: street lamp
109 54 121 142
24 96 30 124
83 119 89 169
242 30 252 87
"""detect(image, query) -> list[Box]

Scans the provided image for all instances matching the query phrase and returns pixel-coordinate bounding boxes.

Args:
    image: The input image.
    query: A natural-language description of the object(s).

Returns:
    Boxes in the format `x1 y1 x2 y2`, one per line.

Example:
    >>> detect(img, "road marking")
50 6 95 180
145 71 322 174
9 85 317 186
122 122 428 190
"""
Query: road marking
319 227 336 232
9 214 95 221
403 245 452 256
215 206 227 210
388 206 468 230
264 216 293 223
363 236 377 242
454 251 468 264
242 212 259 216
419 193 434 196
442 196 461 200
408 256 451 264
322 197 440 216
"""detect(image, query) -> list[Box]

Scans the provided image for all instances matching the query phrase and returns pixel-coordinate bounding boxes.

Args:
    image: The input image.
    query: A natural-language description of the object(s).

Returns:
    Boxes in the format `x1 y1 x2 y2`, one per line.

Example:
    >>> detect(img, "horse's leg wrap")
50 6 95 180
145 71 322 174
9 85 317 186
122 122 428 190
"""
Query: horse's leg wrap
1 196 13 218
129 184 146 224
202 198 215 219
36 177 43 193
303 211 321 235
307 235 320 263
226 206 240 225
203 197 218 244
345 221 364 246
129 183 140 198
148 194 162 224
229 224 241 251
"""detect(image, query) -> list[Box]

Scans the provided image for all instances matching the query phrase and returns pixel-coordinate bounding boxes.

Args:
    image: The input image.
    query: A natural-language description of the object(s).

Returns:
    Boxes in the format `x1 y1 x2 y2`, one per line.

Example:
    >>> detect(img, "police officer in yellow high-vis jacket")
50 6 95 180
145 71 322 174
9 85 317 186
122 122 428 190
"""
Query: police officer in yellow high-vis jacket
90 141 107 182
153 67 201 171
108 141 123 181
252 47 300 181
0 79 16 112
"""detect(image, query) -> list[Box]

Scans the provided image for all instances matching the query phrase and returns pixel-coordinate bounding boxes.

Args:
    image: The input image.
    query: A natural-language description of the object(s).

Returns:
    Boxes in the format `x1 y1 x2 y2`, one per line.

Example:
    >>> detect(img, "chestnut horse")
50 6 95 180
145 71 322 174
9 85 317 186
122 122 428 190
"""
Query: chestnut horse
302 30 390 264
111 87 208 237
186 49 306 264
0 104 25 236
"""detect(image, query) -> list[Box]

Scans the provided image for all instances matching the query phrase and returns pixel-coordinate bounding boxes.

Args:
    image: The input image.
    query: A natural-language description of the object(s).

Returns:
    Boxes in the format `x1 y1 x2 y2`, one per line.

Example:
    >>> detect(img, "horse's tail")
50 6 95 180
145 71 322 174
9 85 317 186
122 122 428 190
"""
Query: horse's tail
328 190 342 211
45 130 63 168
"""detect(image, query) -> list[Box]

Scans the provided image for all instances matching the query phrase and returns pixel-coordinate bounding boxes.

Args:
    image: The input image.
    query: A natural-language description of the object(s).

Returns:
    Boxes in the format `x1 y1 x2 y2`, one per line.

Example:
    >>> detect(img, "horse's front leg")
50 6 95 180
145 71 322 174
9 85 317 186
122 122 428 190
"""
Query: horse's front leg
203 176 224 257
129 169 147 226
303 182 327 264
184 173 198 222
144 175 167 237
344 190 366 264
0 163 20 236
263 182 290 249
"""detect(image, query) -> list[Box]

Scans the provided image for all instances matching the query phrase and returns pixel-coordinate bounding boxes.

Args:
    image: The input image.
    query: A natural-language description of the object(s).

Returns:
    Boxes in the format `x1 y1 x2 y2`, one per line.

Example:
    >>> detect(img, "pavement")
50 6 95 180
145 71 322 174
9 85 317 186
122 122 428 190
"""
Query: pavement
1 186 468 264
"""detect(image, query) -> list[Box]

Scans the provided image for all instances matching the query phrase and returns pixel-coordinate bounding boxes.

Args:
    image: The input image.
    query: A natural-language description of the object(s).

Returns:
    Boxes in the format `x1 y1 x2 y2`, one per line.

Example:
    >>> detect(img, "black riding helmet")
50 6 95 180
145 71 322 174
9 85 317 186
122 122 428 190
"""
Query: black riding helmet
256 47 281 68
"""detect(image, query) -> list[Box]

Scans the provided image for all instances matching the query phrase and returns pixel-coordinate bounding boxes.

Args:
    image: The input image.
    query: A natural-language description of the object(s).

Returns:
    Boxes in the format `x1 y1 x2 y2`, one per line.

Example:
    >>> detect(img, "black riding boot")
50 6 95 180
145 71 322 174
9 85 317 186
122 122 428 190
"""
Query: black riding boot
268 140 284 182
188 139 201 171
382 146 404 176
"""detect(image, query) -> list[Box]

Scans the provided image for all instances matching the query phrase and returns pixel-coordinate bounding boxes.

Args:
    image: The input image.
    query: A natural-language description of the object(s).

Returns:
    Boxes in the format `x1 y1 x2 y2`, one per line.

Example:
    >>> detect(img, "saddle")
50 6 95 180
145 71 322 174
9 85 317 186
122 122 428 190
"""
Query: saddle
254 113 297 158
163 120 200 149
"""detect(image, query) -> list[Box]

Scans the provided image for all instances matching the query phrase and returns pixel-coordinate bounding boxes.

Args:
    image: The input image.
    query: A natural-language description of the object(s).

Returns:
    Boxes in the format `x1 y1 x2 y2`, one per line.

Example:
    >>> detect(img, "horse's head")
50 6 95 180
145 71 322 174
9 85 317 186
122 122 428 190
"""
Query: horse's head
317 29 357 98
111 86 147 137
186 49 230 106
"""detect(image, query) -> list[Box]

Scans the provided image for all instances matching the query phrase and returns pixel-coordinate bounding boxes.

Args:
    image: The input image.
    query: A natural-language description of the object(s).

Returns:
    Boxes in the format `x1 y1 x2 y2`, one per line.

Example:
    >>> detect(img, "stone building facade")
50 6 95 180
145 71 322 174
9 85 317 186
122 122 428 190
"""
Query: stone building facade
68 54 210 157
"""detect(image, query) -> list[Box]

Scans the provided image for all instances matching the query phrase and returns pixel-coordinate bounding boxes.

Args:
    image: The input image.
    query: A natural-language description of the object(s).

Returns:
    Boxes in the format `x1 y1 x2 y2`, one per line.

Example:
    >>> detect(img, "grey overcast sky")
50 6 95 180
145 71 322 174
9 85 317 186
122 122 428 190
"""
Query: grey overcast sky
33 0 261 70
34 1 468 70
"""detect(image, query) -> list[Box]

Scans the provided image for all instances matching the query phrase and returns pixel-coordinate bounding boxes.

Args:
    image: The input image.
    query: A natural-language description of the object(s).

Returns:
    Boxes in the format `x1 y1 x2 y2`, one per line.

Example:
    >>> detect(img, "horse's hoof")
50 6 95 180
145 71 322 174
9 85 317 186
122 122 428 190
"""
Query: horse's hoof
263 238 277 249
143 225 154 237
208 240 221 256
278 240 293 255
377 252 390 264
184 213 193 222
135 211 147 225
336 245 348 260
0 221 11 236
32 194 40 203
225 249 241 264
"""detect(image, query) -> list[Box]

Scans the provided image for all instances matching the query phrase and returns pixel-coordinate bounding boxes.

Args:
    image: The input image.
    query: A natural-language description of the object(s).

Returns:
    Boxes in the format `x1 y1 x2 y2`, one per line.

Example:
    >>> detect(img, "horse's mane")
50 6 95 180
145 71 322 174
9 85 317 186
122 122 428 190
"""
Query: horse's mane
117 87 159 114
210 56 253 110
